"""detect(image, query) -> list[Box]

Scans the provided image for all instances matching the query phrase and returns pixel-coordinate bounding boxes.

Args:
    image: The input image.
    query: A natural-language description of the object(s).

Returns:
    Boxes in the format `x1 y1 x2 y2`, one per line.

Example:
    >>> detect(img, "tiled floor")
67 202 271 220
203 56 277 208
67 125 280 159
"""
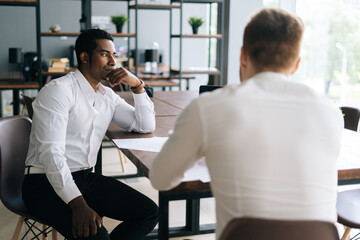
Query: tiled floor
0 146 216 240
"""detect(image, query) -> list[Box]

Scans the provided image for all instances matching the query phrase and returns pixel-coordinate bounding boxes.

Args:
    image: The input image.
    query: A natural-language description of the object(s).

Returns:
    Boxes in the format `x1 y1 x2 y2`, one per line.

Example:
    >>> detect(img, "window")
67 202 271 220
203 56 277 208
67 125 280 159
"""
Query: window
264 0 360 106
263 0 280 8
294 0 360 107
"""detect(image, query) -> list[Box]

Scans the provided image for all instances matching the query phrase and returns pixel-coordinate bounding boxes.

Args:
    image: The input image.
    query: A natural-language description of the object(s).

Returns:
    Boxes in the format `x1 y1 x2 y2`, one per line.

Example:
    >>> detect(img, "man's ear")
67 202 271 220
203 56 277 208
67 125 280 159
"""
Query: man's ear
240 46 247 68
290 57 301 75
80 52 89 64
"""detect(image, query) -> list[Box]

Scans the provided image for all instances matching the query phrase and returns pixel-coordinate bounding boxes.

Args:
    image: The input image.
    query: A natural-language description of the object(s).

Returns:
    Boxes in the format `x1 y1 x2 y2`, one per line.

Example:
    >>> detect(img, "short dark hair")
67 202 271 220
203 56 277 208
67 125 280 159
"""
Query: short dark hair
243 8 304 71
75 29 114 67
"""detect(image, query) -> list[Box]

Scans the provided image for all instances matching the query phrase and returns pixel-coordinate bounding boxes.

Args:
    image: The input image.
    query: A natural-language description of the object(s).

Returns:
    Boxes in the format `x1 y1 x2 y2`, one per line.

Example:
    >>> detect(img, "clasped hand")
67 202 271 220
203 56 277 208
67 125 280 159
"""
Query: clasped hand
106 67 140 88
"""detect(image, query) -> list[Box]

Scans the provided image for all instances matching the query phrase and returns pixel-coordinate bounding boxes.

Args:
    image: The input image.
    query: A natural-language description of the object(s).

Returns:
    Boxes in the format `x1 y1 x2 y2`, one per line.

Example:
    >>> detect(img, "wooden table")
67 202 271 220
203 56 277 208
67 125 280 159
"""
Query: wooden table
104 91 360 239
0 80 40 116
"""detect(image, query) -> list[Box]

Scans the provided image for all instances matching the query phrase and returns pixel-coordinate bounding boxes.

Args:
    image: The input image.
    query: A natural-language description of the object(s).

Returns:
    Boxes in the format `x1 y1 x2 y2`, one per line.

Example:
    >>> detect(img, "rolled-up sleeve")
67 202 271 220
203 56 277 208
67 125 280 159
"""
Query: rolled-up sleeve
112 92 155 133
32 83 81 204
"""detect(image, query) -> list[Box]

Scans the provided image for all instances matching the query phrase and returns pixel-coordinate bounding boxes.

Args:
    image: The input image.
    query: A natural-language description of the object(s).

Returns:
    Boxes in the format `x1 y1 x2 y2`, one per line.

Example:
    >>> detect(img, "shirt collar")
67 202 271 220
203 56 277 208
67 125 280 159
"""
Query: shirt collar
251 71 289 81
74 69 106 96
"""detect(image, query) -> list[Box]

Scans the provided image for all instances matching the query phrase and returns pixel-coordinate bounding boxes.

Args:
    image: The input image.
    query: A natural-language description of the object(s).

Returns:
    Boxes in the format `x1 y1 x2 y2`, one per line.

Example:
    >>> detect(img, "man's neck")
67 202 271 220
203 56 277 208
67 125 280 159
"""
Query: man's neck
79 68 100 92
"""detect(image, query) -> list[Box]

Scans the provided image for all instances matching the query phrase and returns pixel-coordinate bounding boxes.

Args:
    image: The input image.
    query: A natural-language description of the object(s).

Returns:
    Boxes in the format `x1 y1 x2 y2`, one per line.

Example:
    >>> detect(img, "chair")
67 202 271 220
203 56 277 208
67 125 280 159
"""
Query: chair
337 189 360 240
199 85 222 94
219 218 339 240
340 106 360 131
0 116 57 240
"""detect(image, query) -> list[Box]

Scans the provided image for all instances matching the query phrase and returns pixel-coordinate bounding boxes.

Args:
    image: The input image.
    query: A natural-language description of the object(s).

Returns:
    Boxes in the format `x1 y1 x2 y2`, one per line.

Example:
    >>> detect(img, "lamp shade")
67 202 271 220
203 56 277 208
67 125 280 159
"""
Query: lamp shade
9 48 23 64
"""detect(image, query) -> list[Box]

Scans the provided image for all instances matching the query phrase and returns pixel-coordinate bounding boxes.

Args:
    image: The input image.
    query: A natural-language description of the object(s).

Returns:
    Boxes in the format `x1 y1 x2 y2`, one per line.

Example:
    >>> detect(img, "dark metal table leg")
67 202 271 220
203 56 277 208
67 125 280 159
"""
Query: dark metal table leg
158 193 169 240
186 199 200 233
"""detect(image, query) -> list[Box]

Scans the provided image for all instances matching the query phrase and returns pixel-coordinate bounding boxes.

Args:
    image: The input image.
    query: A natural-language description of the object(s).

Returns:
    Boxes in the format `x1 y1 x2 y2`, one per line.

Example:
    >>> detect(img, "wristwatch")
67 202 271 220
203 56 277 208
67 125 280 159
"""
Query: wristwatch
130 79 145 94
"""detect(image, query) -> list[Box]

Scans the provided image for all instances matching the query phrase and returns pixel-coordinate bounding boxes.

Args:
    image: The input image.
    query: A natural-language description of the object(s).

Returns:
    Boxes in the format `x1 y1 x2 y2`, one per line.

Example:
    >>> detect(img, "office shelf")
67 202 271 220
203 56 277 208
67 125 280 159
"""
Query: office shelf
0 0 37 6
171 68 220 75
172 0 223 3
169 0 225 87
41 32 81 37
129 4 180 10
41 32 135 37
171 34 222 38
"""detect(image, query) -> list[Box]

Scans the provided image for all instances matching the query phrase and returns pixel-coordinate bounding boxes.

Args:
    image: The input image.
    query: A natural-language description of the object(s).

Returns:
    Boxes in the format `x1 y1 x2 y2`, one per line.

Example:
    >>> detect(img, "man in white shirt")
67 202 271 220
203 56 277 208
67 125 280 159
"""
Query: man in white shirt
149 9 344 239
22 29 158 240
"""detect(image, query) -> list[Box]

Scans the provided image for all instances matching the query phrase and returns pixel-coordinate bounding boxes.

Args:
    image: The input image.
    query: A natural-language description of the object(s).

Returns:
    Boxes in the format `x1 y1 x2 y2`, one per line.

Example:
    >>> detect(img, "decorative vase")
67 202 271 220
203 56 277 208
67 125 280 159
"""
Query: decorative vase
116 25 123 33
192 26 198 35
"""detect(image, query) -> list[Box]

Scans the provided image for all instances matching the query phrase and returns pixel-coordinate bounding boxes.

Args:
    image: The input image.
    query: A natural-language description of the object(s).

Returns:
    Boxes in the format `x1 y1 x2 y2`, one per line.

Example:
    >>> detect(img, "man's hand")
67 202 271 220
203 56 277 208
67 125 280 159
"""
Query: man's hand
68 196 102 238
106 67 141 88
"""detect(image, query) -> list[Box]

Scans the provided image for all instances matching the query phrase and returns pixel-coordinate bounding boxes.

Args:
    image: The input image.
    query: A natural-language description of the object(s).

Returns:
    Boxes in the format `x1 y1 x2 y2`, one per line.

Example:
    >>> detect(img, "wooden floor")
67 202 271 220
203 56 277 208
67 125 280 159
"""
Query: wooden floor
0 145 216 240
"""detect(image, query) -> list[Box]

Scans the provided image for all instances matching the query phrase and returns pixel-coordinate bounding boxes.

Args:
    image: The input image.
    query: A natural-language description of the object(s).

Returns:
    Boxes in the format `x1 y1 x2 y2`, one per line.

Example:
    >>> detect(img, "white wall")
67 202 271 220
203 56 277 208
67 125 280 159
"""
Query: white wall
225 0 263 85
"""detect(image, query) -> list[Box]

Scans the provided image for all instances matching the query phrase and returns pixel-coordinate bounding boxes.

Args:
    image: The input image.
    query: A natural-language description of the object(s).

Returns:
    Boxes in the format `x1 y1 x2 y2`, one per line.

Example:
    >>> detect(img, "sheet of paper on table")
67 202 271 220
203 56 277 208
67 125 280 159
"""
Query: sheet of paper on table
113 137 211 183
337 129 360 170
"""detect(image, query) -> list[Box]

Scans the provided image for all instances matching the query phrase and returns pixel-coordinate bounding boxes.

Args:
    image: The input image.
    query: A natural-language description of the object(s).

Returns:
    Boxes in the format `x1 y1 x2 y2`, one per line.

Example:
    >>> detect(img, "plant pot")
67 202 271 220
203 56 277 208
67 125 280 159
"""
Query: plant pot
192 26 199 35
116 25 123 33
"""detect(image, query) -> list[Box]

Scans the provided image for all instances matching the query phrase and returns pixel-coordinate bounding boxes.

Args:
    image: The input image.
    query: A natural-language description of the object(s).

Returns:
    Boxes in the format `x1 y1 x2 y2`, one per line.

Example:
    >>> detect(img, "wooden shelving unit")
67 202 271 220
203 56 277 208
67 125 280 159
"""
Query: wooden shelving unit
0 0 42 87
169 0 225 87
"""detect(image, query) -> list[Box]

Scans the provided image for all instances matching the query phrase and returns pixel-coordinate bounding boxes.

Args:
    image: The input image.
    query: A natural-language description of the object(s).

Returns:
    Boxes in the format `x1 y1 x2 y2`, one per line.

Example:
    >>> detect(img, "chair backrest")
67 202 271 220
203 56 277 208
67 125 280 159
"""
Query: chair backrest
20 94 35 119
219 218 339 240
340 106 360 131
199 85 222 94
0 116 37 221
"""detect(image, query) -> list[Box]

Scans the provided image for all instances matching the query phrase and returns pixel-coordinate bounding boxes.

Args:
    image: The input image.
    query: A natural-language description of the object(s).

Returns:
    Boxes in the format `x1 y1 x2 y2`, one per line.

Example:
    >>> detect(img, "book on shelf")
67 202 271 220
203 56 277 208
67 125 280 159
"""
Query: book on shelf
47 67 66 73
45 58 69 72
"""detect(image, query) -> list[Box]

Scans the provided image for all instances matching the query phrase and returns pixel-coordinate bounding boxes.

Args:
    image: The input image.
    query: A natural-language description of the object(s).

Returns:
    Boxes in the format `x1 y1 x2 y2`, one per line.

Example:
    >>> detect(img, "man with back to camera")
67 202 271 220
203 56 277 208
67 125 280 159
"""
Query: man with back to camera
22 29 158 240
149 8 343 239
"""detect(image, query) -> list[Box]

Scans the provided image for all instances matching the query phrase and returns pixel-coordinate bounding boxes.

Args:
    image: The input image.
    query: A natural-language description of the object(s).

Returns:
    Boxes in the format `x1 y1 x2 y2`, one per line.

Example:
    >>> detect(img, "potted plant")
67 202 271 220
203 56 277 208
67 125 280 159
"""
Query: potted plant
111 14 128 33
188 16 204 34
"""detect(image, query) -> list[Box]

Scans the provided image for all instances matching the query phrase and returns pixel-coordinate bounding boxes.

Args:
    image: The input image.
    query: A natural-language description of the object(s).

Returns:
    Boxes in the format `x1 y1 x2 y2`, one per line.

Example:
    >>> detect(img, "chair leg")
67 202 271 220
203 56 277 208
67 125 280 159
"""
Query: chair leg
42 225 48 240
52 228 58 240
341 226 352 240
118 149 126 172
12 216 24 240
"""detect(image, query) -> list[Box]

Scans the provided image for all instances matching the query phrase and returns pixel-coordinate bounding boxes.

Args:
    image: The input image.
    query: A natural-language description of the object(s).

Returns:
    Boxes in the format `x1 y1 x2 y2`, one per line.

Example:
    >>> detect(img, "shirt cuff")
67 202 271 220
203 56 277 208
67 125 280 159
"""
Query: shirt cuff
132 91 150 105
57 182 82 204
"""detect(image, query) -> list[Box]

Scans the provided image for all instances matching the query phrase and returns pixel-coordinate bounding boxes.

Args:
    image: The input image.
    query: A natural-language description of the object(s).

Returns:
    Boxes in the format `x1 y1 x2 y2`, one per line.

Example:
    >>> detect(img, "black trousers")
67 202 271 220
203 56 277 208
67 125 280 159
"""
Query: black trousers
22 169 158 240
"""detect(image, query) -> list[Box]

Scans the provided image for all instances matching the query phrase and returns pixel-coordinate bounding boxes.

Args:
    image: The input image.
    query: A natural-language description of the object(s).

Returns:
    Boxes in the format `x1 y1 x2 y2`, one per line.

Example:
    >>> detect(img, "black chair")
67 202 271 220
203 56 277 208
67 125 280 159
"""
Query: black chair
0 116 57 240
340 106 360 131
199 85 222 94
219 218 339 240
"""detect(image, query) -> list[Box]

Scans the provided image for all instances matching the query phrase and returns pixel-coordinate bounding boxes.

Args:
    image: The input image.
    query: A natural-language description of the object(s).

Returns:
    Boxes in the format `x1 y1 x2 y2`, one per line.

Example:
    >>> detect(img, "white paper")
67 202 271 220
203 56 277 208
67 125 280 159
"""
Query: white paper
113 137 211 182
113 137 168 152
337 129 360 170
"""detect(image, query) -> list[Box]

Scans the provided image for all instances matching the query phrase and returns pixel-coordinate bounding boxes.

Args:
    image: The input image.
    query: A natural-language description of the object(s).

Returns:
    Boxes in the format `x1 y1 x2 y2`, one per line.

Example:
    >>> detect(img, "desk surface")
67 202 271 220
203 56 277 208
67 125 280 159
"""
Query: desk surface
109 90 360 192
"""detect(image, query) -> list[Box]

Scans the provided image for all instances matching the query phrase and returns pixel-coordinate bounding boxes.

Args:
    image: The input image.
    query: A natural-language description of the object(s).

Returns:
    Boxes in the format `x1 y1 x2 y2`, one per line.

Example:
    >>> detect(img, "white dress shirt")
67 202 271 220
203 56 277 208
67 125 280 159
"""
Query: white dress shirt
149 72 344 239
26 69 155 204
